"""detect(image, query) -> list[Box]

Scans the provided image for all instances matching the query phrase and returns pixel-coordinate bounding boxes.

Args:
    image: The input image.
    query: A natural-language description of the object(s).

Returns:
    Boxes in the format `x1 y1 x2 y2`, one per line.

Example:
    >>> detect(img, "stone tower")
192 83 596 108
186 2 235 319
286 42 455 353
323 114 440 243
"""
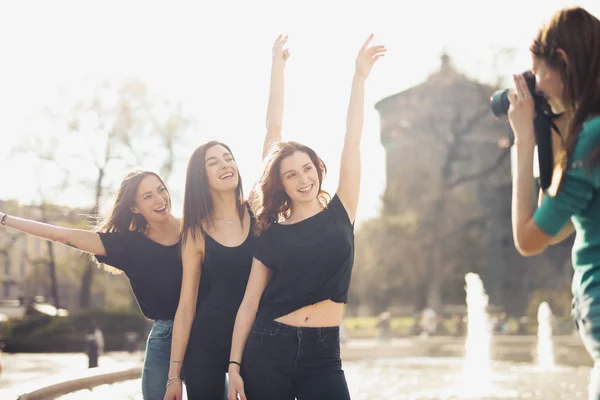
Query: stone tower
373 54 516 310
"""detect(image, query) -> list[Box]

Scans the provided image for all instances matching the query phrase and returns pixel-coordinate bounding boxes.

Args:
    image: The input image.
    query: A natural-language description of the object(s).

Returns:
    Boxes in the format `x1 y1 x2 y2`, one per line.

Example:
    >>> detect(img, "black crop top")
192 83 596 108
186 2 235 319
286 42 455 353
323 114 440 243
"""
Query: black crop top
95 231 182 321
254 194 355 321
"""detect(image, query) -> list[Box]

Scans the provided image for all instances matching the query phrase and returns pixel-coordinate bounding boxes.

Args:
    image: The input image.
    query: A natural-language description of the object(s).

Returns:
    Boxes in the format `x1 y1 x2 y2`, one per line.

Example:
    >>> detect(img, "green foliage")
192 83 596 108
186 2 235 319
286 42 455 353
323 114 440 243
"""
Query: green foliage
3 309 149 353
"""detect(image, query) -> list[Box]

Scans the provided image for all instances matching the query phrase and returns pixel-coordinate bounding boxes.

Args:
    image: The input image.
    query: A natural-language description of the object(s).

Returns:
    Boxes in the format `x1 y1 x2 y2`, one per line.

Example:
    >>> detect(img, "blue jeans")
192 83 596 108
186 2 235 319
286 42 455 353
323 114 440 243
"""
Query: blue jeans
142 320 174 400
573 294 600 400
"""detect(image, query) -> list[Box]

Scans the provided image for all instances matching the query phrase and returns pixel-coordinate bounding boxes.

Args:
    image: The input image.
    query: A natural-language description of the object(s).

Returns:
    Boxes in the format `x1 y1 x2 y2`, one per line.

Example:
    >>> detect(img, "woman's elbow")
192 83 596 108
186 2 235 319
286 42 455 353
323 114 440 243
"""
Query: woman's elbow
514 237 545 257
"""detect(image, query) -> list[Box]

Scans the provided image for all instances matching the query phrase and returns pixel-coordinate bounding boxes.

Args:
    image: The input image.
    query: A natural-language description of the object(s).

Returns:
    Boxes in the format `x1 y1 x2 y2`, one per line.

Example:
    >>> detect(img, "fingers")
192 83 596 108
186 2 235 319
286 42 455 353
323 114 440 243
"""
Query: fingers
369 47 387 57
512 74 530 99
362 33 374 50
273 34 288 49
507 90 517 105
239 389 247 400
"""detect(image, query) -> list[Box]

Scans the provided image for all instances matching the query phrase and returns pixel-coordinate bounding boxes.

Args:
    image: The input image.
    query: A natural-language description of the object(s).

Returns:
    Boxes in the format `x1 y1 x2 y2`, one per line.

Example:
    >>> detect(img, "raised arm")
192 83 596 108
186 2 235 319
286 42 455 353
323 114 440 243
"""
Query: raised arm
164 233 205 400
336 34 386 223
227 258 272 400
0 211 106 255
263 34 290 159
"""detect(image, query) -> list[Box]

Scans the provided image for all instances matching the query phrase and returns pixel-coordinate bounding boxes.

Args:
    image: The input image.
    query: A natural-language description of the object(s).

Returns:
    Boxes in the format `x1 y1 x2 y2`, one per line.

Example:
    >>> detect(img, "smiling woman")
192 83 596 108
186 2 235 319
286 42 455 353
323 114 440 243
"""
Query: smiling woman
0 170 184 400
164 34 289 400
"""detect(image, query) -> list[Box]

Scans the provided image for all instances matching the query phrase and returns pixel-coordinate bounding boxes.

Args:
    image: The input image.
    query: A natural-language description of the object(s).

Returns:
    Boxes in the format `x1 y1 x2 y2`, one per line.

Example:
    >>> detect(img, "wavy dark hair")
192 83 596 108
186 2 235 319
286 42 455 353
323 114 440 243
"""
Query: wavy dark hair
249 141 330 236
530 7 600 171
94 170 170 274
181 141 245 246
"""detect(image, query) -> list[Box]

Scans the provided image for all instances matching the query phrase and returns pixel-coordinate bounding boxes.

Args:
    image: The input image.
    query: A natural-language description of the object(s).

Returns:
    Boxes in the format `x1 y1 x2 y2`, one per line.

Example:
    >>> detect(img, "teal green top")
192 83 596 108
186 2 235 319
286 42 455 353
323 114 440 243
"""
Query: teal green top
534 116 600 298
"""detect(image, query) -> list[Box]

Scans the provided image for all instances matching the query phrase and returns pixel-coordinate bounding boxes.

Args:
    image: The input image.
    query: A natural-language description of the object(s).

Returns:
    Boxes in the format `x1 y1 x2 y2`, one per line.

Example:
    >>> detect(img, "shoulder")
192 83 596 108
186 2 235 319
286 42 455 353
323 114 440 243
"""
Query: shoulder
183 227 206 254
573 116 600 160
97 230 138 245
327 194 353 226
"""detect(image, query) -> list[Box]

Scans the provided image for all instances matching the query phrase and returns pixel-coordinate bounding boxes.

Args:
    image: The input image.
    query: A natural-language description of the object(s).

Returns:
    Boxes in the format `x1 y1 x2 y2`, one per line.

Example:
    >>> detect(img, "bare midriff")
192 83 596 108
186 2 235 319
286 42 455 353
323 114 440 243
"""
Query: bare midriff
274 299 344 327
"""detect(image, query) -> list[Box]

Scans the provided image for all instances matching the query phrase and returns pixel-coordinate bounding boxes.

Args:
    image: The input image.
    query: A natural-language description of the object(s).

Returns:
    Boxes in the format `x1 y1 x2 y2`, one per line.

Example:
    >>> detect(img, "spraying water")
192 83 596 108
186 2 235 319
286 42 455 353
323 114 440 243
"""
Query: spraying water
463 273 492 381
537 301 555 369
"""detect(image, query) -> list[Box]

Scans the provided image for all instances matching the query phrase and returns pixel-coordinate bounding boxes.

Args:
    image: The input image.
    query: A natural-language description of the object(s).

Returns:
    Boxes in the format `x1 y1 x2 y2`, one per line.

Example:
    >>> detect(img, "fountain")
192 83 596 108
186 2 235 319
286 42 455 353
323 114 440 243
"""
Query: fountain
51 274 589 400
537 301 555 370
463 272 492 379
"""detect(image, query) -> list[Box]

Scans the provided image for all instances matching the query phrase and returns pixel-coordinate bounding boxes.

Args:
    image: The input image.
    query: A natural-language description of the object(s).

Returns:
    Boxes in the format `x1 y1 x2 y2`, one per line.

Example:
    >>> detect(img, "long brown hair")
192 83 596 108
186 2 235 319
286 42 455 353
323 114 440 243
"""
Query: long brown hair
94 170 170 273
530 7 600 170
181 141 245 246
95 170 170 233
249 141 329 236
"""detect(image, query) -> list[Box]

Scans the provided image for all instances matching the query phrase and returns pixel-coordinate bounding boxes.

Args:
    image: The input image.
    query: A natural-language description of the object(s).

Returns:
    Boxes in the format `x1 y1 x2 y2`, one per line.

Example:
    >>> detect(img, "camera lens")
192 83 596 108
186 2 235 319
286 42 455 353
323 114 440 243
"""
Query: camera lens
490 89 511 117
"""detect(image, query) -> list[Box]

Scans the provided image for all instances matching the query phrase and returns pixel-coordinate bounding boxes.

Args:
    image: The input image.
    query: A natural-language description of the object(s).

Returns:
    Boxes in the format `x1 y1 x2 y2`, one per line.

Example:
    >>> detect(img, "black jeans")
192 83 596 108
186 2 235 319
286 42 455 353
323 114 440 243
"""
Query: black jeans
184 311 230 400
241 319 351 400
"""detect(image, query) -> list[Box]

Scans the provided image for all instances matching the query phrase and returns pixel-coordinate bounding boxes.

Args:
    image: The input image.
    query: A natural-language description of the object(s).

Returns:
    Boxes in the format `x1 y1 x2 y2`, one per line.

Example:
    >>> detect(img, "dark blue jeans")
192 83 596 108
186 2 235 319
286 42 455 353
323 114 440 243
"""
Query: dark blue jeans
241 319 351 400
573 293 600 400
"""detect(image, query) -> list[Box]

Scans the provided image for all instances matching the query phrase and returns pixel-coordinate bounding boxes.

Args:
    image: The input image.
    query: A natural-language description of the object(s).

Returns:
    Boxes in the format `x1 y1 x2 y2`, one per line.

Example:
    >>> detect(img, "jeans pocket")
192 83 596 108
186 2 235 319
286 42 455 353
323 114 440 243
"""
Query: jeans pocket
246 331 264 348
149 324 172 340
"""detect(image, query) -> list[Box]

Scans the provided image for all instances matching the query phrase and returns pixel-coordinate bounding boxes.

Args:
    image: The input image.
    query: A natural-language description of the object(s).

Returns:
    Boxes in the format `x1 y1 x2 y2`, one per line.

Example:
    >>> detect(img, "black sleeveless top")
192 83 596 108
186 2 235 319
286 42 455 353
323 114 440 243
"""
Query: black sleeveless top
254 194 355 322
196 213 255 315
186 213 255 370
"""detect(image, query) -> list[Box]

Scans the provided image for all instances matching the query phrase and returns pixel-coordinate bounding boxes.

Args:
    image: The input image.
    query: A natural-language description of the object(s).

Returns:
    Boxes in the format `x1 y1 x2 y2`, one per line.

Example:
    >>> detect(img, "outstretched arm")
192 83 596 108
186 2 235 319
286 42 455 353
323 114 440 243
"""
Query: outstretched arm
336 34 386 223
0 211 106 255
263 34 290 159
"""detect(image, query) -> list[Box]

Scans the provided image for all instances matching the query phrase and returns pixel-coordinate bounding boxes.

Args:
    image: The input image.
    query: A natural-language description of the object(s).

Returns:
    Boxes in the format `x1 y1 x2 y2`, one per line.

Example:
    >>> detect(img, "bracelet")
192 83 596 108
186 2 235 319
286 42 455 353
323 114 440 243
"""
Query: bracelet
0 214 7 226
229 360 241 368
169 360 183 364
166 377 182 387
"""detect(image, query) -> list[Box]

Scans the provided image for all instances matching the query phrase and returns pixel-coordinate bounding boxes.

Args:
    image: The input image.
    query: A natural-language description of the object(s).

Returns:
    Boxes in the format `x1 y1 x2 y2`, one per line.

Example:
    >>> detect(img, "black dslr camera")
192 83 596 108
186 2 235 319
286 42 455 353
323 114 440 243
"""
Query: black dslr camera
490 71 558 190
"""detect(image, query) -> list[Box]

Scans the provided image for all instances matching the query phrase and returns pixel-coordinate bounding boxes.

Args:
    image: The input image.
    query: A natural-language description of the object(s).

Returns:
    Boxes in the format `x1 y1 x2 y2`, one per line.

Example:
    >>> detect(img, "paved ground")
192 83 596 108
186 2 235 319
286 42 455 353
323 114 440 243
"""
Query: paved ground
0 337 593 399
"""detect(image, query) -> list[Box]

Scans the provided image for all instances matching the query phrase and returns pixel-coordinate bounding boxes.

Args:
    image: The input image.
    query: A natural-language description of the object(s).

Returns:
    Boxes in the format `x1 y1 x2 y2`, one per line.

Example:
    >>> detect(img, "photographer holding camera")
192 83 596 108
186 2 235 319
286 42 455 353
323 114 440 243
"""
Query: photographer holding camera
508 7 600 398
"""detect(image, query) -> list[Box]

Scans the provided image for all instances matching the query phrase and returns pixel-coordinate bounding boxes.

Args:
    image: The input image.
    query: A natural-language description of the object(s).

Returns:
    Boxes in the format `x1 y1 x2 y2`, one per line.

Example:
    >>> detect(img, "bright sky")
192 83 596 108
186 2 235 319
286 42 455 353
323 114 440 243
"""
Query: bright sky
1 0 598 224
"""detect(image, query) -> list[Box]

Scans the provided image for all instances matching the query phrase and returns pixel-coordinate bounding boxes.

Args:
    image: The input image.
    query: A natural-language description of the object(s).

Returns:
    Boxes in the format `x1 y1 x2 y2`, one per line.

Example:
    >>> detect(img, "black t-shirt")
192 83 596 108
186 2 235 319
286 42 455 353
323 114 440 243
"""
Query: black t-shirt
254 194 355 321
94 231 182 321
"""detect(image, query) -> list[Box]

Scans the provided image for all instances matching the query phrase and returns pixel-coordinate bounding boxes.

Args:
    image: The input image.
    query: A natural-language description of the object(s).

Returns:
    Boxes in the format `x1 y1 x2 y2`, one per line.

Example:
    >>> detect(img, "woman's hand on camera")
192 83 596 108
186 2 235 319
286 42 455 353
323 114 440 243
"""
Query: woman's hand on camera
508 73 536 147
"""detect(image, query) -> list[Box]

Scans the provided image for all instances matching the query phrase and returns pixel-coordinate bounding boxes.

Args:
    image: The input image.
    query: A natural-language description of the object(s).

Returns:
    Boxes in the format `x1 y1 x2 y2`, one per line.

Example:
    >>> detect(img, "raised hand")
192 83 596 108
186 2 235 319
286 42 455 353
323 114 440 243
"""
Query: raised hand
507 73 536 146
272 34 290 67
355 34 386 78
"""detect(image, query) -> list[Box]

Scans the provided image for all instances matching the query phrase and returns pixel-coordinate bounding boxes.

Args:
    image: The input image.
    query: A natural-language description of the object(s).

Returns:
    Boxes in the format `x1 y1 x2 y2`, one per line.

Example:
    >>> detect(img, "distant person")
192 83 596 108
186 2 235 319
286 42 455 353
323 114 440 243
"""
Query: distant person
94 326 105 355
85 325 99 368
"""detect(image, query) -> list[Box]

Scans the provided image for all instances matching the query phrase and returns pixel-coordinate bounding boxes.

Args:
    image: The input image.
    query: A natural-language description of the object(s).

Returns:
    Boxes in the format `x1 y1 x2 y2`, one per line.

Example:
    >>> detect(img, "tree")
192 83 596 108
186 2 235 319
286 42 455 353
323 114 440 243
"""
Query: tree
13 77 196 310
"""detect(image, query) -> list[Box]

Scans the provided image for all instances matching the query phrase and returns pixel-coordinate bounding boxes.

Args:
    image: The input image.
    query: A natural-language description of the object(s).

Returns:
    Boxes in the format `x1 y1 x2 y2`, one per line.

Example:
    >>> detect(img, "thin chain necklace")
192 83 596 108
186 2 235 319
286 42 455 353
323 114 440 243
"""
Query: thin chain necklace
213 218 234 225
